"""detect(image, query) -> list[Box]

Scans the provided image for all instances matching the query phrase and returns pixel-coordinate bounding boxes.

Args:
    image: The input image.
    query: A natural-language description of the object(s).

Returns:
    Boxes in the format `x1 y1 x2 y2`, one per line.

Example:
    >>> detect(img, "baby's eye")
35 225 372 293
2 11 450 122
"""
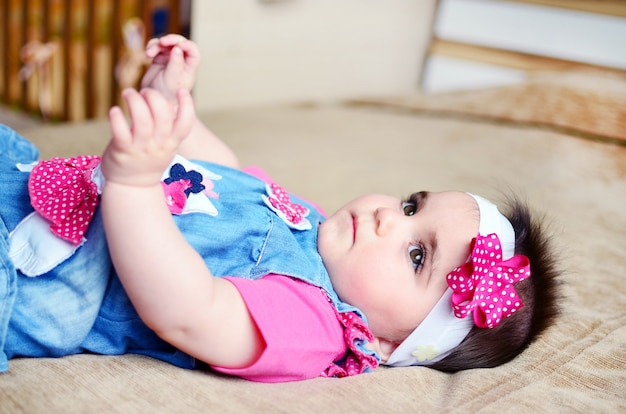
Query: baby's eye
409 244 425 269
402 202 416 216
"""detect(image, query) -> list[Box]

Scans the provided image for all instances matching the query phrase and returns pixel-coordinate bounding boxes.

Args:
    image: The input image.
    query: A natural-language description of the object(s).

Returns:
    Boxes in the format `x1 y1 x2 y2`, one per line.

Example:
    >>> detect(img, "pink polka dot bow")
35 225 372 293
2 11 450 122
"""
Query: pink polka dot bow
446 233 531 328
28 155 102 245
262 183 311 230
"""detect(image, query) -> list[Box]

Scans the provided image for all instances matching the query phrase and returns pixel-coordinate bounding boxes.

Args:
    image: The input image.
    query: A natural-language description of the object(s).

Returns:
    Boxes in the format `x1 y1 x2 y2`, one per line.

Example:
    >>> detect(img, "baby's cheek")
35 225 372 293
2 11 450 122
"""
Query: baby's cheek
346 261 391 303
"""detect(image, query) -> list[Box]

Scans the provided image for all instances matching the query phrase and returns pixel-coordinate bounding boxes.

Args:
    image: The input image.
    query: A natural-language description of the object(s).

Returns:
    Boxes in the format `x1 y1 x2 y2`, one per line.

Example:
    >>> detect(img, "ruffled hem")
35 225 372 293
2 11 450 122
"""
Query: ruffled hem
322 310 379 378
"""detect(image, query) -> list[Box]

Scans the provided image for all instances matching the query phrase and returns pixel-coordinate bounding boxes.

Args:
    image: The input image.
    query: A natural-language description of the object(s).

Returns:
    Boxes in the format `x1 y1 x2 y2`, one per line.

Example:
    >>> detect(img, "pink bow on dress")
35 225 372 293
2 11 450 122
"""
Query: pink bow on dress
266 183 309 225
28 155 102 245
446 233 531 328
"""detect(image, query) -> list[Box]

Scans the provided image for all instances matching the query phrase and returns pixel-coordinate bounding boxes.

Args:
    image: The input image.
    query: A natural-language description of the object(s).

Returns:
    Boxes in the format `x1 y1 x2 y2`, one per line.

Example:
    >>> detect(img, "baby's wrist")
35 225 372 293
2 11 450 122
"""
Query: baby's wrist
102 180 164 202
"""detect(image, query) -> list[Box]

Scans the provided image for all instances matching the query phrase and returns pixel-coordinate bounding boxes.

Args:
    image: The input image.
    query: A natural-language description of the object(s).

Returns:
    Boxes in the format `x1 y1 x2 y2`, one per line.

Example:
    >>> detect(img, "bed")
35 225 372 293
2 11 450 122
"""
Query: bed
1 68 625 412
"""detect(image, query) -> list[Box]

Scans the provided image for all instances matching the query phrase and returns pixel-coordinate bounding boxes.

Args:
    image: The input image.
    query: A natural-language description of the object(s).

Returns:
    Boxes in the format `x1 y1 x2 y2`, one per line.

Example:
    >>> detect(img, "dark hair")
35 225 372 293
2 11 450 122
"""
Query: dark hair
430 195 561 372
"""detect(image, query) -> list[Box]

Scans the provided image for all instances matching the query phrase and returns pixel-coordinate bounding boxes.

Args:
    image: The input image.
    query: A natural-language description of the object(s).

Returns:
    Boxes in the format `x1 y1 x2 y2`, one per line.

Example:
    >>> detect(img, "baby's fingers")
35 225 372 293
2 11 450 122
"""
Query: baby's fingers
145 37 160 55
172 89 195 140
108 105 132 148
163 46 186 83
169 38 201 70
139 88 175 140
157 34 189 47
123 88 160 142
144 35 179 58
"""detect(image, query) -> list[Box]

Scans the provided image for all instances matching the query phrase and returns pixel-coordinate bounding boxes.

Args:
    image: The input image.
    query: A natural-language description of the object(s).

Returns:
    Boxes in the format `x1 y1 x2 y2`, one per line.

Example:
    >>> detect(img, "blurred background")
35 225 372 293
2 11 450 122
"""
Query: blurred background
1 0 625 124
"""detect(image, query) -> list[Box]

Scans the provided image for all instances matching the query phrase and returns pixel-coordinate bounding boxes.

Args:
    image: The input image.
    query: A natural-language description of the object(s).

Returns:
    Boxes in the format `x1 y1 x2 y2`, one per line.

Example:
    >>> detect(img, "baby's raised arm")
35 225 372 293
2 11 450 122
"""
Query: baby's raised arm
141 34 239 168
100 88 263 368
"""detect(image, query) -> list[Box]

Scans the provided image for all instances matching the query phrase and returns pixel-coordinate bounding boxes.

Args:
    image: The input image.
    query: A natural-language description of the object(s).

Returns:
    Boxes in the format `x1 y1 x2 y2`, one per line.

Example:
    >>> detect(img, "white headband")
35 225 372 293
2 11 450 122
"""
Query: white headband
384 193 515 367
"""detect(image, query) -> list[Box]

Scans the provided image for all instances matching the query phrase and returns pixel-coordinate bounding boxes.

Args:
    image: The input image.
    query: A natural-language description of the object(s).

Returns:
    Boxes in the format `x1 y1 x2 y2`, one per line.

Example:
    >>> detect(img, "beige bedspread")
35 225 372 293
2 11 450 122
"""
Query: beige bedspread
1 75 625 412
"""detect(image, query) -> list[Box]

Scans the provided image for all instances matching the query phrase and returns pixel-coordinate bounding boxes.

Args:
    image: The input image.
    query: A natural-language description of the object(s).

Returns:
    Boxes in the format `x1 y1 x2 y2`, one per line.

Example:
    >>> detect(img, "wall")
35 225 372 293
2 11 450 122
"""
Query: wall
190 0 436 112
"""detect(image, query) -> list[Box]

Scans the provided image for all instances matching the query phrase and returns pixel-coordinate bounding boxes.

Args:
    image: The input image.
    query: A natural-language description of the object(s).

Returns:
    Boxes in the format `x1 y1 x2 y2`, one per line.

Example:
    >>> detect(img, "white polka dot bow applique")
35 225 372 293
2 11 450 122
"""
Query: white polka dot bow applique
446 233 531 329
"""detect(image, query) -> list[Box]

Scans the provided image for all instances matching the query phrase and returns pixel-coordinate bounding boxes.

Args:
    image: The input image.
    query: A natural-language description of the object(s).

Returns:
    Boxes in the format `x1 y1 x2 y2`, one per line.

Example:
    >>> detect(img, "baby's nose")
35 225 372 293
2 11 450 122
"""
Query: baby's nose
375 207 400 236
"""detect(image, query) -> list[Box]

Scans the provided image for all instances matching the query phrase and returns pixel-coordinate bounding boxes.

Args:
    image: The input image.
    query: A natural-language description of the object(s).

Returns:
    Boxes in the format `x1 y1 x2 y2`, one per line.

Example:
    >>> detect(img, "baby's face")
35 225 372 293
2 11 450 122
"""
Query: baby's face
318 191 479 343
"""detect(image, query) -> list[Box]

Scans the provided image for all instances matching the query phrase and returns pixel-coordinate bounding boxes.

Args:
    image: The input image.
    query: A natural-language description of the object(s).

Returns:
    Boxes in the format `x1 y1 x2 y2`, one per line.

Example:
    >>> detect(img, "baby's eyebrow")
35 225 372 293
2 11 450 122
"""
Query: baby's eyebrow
408 191 429 206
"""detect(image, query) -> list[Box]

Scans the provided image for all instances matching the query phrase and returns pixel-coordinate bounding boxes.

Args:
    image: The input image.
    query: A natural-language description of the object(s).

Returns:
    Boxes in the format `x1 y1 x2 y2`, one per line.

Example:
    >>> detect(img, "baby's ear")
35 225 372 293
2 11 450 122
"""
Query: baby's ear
369 337 399 363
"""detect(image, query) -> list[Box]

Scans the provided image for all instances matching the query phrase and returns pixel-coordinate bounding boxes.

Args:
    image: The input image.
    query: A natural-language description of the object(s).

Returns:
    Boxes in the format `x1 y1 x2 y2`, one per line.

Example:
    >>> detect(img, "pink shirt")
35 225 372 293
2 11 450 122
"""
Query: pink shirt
209 167 377 382
213 275 346 382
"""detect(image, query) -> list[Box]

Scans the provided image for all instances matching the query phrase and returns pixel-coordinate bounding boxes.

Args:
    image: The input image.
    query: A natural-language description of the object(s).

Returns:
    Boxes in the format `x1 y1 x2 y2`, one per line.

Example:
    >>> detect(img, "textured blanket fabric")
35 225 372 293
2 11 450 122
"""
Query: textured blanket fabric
353 69 626 145
0 100 624 412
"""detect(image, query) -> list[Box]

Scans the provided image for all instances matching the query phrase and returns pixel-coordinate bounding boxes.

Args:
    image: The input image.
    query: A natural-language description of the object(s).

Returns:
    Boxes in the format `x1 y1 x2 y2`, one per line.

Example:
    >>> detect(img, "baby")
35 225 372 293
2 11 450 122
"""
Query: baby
0 35 559 382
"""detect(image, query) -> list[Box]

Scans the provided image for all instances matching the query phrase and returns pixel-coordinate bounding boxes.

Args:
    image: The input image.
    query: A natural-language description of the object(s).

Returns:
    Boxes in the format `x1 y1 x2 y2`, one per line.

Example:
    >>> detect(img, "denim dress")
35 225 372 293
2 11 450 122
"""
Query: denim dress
0 125 375 373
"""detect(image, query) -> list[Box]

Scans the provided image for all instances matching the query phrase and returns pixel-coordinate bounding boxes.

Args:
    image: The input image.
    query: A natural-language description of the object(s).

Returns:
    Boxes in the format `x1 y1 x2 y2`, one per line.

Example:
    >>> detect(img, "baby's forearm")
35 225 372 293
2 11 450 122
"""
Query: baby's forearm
100 181 263 367
101 182 214 332
177 117 240 169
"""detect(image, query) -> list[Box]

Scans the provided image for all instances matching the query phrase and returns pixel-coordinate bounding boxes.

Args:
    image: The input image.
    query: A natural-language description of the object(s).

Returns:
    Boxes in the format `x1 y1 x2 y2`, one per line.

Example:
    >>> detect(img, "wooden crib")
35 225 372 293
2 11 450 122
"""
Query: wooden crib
0 0 188 122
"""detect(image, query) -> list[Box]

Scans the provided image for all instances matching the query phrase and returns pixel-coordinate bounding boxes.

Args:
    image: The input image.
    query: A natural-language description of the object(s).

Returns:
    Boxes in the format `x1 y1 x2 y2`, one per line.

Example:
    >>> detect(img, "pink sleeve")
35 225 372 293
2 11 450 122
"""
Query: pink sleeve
211 275 346 382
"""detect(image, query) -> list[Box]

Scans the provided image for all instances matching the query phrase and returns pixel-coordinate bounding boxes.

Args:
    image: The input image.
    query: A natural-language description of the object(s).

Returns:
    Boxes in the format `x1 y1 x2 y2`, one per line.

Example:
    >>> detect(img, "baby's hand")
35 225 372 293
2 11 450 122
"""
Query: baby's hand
101 88 195 187
141 34 201 103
